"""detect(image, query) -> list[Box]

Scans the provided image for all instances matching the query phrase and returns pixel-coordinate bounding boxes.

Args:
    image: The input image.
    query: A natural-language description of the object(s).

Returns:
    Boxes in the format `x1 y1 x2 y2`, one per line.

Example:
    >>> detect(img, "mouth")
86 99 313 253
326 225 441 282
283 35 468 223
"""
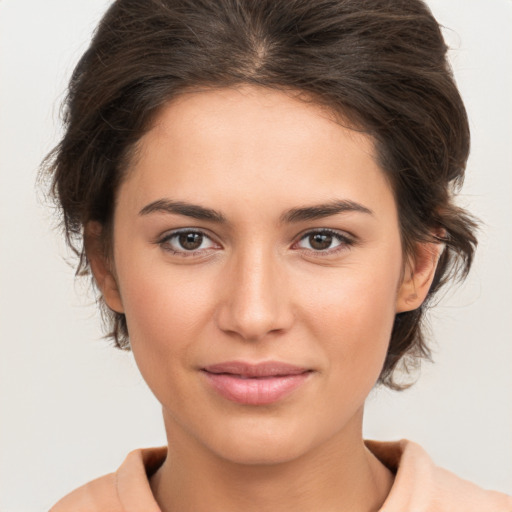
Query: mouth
201 361 313 405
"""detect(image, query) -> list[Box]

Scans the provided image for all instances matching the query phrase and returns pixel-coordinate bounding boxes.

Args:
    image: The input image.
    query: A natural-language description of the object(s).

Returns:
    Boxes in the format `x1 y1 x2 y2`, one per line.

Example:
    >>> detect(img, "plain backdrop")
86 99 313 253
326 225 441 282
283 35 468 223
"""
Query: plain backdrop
0 1 511 510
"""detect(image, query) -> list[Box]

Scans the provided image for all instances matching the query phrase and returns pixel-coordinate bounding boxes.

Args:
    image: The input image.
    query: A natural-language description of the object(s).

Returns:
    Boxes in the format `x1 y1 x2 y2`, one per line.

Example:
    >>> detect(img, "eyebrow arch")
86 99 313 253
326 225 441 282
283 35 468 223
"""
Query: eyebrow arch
139 199 226 223
281 200 373 223
139 198 372 224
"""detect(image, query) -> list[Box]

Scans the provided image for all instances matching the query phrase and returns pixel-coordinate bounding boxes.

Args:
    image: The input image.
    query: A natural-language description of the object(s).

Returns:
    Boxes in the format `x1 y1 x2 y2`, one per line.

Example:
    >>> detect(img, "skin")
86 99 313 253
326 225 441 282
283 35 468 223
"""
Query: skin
88 86 439 512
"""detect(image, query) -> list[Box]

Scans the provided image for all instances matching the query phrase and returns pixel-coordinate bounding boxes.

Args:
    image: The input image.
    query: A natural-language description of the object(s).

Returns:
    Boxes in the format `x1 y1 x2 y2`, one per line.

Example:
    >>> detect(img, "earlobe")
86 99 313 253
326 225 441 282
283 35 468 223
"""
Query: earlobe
84 222 125 314
396 241 444 313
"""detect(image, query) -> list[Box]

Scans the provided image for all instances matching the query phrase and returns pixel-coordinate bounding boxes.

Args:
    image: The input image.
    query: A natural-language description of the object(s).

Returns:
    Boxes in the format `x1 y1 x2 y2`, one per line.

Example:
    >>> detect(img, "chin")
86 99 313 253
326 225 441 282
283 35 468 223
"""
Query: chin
195 414 328 466
215 436 310 466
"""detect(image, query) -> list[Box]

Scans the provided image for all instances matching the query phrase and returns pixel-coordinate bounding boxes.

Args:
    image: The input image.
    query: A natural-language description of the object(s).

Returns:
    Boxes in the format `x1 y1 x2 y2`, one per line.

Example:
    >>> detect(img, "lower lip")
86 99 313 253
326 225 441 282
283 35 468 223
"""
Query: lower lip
202 371 311 405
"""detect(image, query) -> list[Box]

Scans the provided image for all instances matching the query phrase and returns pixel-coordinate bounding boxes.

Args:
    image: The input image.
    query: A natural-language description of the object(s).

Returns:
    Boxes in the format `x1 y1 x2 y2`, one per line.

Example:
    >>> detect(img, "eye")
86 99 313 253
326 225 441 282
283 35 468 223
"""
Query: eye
295 229 353 253
158 229 218 256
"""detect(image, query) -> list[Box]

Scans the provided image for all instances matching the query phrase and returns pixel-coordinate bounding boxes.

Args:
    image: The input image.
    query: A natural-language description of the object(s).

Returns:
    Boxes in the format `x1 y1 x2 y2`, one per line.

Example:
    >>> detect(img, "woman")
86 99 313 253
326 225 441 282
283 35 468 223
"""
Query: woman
39 0 511 510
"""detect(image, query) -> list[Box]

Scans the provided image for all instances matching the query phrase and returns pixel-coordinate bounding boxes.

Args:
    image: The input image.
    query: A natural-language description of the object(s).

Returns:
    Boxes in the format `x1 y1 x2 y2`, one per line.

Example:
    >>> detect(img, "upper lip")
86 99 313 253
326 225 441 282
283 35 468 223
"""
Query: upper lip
202 361 311 378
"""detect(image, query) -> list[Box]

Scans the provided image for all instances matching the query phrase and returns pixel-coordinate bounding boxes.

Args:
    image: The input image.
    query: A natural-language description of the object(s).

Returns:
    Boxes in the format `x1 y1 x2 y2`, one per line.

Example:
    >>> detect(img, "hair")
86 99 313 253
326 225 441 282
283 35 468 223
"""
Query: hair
42 0 477 389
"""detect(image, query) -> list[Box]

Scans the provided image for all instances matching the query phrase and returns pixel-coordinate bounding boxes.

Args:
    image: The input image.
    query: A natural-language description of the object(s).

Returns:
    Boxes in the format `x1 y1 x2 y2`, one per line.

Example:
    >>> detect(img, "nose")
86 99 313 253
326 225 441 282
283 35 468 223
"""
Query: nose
215 247 294 342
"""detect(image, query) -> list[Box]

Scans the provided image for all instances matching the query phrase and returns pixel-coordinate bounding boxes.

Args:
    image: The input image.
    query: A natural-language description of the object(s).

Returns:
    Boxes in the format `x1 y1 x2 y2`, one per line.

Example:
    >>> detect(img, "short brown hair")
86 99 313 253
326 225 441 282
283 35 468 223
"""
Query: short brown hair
43 0 477 389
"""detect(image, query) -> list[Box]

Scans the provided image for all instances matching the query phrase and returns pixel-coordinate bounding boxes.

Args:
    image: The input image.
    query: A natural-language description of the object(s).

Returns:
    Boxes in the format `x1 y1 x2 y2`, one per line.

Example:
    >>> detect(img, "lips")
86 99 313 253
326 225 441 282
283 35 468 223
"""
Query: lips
201 361 313 405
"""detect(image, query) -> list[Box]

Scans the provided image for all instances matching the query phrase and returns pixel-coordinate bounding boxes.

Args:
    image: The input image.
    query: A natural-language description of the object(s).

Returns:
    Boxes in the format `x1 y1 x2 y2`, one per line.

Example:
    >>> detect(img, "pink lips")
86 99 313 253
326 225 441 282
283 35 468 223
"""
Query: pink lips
201 361 312 405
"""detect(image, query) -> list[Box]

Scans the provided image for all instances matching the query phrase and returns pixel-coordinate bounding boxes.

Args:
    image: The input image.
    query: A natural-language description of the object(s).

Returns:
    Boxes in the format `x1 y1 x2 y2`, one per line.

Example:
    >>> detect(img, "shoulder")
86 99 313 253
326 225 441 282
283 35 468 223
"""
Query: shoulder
49 447 166 512
49 472 121 512
366 439 512 512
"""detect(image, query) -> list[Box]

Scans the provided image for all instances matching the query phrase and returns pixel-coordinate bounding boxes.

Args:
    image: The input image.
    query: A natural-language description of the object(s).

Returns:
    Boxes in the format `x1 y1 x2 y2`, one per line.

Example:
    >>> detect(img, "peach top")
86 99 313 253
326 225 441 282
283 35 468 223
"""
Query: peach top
50 439 512 511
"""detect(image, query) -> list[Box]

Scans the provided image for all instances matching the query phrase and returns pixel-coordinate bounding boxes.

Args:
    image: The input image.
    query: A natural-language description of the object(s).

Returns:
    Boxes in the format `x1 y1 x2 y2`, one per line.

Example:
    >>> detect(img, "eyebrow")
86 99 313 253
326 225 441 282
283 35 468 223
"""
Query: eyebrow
139 199 226 223
280 200 373 223
138 198 373 223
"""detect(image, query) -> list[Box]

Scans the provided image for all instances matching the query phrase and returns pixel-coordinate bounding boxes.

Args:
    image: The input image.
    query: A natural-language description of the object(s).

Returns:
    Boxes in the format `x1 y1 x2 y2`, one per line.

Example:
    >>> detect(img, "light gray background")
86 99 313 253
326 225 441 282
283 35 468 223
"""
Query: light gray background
1 1 511 510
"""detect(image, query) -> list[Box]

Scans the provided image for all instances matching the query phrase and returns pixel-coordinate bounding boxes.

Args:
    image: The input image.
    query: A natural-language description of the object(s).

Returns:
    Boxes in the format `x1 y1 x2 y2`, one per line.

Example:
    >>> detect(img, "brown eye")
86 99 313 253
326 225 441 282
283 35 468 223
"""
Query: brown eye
308 233 333 250
296 229 352 253
159 230 217 255
179 232 203 250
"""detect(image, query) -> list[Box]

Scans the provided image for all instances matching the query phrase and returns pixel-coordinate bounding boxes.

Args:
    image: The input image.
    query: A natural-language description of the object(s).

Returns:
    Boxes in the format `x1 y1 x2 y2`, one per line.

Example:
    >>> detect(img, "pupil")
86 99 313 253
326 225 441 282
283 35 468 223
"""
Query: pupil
179 232 203 250
310 233 332 250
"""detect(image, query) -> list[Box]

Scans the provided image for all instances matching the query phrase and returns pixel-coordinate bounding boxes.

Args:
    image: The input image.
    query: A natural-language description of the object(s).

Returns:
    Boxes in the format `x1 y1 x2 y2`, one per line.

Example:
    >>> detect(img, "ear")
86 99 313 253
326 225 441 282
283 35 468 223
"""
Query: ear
84 221 124 314
396 240 444 313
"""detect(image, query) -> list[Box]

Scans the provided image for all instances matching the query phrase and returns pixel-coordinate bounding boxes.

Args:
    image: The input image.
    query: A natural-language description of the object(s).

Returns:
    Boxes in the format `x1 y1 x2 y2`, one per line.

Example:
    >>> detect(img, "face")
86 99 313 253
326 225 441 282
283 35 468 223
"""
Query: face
97 86 426 465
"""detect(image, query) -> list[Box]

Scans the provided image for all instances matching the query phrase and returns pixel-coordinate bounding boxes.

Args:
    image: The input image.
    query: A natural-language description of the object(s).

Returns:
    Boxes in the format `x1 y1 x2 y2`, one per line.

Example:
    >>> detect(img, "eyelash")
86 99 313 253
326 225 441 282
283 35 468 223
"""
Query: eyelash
293 228 355 256
156 228 355 258
157 229 219 258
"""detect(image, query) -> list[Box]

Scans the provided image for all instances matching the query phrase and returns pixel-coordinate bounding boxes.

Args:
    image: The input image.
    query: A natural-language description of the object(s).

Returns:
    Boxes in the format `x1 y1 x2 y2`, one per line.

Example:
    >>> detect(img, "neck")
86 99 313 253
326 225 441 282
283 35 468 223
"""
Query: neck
150 409 394 512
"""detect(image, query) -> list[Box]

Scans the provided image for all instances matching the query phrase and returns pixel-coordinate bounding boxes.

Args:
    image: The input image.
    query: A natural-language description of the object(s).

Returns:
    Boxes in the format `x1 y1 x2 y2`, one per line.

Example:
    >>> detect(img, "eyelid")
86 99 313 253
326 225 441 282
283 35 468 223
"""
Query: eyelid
156 227 221 256
154 227 355 258
292 228 356 254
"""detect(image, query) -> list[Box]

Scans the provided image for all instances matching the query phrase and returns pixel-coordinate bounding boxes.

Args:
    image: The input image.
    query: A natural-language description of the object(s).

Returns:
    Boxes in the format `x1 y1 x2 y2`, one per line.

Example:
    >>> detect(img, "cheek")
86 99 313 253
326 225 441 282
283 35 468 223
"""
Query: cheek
122 271 210 343
114 225 221 334
300 260 401 387
118 270 222 429
114 257 218 386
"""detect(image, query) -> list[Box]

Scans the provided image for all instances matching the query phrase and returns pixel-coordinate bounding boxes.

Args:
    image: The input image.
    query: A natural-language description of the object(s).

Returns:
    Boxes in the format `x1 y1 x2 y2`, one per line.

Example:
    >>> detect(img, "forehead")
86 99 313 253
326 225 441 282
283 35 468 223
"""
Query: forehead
143 85 372 162
119 86 395 221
